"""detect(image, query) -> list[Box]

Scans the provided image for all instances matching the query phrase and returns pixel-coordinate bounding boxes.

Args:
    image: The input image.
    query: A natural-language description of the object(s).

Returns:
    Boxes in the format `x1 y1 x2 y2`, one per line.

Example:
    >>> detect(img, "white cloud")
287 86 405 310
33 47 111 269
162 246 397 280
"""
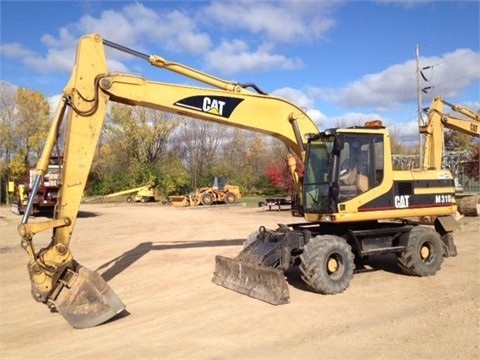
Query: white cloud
272 87 328 126
5 3 212 76
1 1 336 79
0 43 34 58
74 3 211 55
200 0 337 75
202 0 337 43
273 87 316 109
205 40 302 75
24 48 76 74
313 49 480 110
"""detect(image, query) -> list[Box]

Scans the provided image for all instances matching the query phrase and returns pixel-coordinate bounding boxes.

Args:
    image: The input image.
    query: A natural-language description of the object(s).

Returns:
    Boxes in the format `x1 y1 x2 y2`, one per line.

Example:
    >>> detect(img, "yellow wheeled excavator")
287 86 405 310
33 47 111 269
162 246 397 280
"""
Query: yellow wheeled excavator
17 33 478 328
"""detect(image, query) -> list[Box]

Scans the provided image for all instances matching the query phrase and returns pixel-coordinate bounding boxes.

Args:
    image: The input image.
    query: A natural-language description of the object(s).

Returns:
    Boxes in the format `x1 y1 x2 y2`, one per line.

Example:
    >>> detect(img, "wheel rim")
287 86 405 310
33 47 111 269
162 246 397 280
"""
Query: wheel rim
327 257 339 273
326 253 344 278
202 194 212 205
420 243 431 261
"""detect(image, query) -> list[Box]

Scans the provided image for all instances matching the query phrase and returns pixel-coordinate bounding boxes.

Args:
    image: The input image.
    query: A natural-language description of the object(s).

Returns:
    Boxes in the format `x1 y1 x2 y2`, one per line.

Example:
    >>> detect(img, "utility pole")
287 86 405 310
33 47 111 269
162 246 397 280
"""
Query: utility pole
416 44 424 168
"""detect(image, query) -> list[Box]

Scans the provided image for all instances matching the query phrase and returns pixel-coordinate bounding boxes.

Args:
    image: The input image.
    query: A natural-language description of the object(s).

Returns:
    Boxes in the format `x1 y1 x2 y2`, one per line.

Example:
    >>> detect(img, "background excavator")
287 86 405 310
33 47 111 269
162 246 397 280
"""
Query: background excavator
17 33 478 328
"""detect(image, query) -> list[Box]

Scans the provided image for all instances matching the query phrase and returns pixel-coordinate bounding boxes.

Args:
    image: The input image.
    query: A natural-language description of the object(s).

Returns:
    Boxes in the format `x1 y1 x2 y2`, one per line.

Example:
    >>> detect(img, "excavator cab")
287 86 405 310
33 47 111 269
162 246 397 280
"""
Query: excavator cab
303 127 385 214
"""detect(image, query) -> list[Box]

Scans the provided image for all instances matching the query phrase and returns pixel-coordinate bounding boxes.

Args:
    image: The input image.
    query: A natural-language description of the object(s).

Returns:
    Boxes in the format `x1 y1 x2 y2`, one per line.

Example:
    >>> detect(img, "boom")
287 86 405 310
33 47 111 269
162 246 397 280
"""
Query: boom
421 97 479 170
17 33 319 328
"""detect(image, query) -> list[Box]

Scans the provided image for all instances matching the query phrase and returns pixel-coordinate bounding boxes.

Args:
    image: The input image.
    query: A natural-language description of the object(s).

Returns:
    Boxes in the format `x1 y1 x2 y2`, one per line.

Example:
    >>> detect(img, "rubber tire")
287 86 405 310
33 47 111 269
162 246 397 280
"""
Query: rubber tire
140 197 147 203
200 192 214 206
224 193 236 204
299 235 355 295
397 226 443 276
126 196 133 203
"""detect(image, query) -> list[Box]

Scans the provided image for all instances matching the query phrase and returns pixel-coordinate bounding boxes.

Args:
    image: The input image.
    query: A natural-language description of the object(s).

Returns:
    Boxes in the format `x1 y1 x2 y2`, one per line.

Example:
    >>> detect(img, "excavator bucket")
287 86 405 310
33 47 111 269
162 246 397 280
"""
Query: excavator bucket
51 265 125 329
212 255 290 305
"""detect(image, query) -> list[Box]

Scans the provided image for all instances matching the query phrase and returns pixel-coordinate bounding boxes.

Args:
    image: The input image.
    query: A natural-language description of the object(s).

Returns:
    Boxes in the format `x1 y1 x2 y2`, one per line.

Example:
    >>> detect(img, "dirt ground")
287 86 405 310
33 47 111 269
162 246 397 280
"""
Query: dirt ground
0 202 479 359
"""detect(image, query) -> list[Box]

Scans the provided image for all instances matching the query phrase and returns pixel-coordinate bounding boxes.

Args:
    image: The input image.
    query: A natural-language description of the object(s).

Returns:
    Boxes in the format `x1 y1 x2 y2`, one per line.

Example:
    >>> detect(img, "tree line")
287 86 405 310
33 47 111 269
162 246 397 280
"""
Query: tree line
0 84 292 203
1 83 478 203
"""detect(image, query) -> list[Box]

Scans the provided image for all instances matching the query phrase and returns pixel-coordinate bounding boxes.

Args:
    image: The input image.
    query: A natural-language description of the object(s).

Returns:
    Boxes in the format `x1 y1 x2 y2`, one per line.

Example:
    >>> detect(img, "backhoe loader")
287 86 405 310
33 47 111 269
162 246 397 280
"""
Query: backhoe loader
17 33 479 328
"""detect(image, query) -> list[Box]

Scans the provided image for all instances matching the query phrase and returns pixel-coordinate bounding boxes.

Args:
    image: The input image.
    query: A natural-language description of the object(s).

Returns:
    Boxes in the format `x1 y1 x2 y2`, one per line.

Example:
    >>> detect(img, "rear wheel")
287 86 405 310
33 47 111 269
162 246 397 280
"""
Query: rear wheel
300 235 355 294
224 192 236 204
397 226 443 276
200 192 214 206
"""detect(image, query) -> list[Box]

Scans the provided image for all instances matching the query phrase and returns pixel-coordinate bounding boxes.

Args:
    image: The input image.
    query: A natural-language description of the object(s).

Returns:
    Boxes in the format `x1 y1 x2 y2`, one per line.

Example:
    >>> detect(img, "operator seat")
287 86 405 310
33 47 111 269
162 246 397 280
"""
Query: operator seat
355 151 369 193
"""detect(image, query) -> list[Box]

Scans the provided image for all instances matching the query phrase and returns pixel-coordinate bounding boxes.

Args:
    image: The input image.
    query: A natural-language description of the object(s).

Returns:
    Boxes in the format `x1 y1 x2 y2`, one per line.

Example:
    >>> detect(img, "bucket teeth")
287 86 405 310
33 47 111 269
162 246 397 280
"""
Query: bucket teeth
212 255 290 305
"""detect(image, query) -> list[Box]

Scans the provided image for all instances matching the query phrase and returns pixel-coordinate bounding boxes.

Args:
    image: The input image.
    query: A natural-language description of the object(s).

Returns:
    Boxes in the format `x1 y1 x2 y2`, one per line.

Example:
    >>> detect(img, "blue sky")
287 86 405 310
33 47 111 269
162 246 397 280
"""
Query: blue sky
1 0 479 144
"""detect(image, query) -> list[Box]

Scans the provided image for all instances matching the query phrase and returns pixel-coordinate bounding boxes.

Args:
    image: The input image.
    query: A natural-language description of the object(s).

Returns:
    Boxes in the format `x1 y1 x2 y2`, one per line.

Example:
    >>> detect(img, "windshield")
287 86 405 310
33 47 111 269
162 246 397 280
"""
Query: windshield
303 139 334 213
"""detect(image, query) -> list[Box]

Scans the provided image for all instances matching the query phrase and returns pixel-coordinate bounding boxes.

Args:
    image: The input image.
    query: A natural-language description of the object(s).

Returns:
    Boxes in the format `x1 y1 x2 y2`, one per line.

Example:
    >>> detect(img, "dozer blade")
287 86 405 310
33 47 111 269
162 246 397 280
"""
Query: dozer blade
51 265 125 329
167 196 190 207
212 255 290 305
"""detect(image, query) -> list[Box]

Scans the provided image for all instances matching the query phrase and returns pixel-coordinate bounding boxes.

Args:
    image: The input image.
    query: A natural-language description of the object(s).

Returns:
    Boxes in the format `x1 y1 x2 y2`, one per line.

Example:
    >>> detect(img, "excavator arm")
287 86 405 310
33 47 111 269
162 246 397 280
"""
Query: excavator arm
17 33 319 328
421 97 479 170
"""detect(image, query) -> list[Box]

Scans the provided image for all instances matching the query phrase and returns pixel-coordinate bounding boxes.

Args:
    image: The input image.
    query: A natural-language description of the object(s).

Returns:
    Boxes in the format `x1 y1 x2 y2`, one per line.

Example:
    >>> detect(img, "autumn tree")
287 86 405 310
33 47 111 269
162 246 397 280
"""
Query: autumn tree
265 160 292 194
444 129 474 152
0 86 50 180
0 83 16 202
464 144 479 180
0 83 16 173
13 88 50 169
89 104 182 195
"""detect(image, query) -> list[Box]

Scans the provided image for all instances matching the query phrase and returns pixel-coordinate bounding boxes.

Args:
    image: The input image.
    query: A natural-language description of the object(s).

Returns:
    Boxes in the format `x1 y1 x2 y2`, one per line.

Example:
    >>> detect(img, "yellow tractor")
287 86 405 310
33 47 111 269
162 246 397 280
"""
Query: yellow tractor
167 176 241 207
16 34 479 328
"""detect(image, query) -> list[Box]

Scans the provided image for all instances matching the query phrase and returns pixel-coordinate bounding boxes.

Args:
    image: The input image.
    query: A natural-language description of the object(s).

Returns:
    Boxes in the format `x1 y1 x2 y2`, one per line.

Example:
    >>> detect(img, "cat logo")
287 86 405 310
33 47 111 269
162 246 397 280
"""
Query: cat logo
174 96 244 118
202 97 225 115
394 195 410 208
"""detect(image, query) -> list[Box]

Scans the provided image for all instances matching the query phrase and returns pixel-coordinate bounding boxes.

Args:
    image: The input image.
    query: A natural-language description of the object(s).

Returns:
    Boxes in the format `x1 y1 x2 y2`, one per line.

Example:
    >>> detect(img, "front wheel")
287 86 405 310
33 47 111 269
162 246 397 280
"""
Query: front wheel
224 192 236 204
299 235 355 294
397 226 443 276
200 192 214 206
